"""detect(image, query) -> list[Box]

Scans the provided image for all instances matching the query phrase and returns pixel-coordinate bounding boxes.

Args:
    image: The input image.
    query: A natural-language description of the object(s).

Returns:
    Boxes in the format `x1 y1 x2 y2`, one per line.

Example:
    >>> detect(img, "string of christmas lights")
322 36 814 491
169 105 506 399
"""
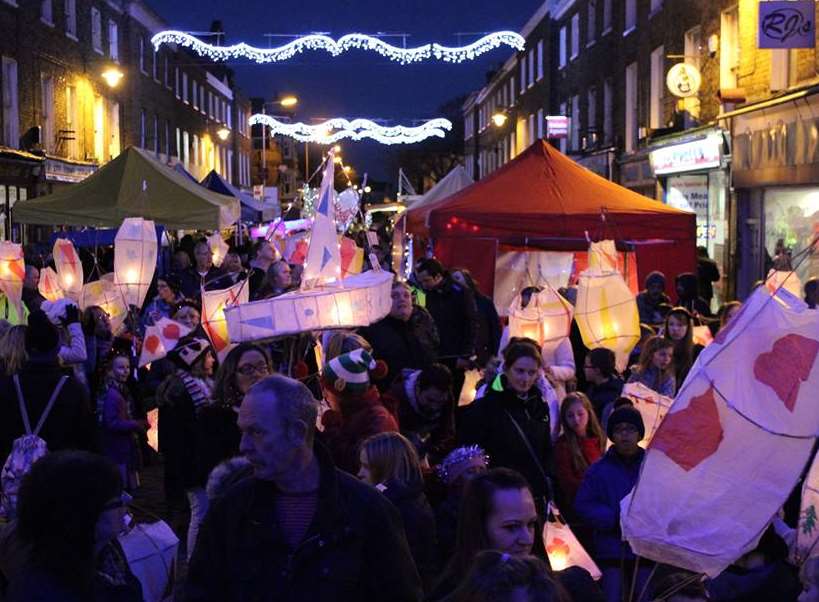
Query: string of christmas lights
249 114 453 145
151 31 525 65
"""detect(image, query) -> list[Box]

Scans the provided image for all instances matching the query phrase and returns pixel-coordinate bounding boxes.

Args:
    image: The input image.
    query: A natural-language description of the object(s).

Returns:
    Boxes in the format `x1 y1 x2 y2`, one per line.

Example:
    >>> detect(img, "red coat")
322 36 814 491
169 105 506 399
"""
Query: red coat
554 434 603 511
322 386 399 474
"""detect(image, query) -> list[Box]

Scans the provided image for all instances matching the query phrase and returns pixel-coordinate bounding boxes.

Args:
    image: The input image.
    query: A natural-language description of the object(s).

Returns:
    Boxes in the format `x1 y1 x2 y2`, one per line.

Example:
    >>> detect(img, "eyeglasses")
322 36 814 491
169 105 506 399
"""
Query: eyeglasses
237 363 270 377
103 491 132 512
612 424 639 435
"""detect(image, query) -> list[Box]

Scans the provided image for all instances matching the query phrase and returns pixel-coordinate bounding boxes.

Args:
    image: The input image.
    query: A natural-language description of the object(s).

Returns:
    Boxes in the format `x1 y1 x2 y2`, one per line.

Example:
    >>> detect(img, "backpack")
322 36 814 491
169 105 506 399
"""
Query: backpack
0 374 68 520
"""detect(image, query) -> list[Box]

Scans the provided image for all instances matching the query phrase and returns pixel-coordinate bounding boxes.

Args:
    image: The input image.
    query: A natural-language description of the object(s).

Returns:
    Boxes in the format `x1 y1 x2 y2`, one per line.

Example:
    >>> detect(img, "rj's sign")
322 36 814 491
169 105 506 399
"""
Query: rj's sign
759 1 816 49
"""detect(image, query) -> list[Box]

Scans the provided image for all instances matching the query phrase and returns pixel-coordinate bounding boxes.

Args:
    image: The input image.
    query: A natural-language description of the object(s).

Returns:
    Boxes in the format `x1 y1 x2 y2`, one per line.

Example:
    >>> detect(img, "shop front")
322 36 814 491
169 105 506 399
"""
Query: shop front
731 92 819 300
648 128 731 308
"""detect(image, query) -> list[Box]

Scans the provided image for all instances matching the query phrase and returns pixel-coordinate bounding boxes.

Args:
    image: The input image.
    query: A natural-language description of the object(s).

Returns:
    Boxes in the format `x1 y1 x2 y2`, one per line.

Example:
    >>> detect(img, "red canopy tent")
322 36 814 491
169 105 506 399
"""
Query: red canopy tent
411 141 696 299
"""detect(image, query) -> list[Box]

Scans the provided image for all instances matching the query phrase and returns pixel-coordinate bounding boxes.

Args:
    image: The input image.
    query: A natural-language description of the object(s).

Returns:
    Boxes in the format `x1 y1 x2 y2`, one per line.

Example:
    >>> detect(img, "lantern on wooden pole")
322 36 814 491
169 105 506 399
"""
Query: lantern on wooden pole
53 238 84 300
114 218 157 310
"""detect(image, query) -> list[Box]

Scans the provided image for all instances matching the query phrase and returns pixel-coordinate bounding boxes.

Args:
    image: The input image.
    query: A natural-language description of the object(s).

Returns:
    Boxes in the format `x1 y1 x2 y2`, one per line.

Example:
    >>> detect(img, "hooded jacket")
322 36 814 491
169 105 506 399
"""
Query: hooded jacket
675 272 711 316
186 443 424 602
420 277 478 361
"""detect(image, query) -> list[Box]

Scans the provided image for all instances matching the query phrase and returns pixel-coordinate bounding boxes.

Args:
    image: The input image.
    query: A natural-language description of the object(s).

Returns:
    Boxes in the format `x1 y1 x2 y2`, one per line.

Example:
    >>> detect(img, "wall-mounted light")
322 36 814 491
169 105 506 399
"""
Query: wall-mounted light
217 127 230 141
708 34 719 57
492 112 508 127
101 67 124 88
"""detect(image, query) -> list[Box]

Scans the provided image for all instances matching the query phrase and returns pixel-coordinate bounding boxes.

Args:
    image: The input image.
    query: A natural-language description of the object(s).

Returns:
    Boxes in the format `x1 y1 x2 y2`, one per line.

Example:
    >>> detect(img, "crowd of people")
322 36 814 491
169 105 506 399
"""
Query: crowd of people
0 234 816 602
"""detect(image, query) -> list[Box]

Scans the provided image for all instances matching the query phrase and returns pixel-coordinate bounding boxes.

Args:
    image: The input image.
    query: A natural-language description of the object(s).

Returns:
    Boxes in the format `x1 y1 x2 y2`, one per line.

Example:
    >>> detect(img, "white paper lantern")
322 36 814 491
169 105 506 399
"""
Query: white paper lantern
588 239 618 272
80 277 128 334
508 287 573 356
201 280 249 360
207 232 229 268
543 503 601 579
575 268 640 372
53 238 83 300
38 267 64 302
114 218 157 309
0 242 24 315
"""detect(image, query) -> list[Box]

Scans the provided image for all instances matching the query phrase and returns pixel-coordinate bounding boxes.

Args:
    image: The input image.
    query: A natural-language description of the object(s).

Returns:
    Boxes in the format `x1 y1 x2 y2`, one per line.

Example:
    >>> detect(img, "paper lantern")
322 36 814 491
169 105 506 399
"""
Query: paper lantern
543 503 601 579
621 382 673 447
766 269 802 299
0 242 24 314
145 409 159 453
340 237 364 278
208 232 229 268
80 277 128 334
38 267 64 302
114 218 157 309
575 268 640 372
692 325 713 348
139 317 191 368
508 287 573 356
458 369 481 406
225 270 393 342
588 239 618 272
202 280 249 360
118 521 178 602
53 238 83 300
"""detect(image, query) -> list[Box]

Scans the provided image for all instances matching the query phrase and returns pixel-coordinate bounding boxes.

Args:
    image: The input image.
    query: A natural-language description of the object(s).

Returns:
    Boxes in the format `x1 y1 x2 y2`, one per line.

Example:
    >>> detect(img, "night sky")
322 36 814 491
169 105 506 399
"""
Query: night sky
148 0 542 183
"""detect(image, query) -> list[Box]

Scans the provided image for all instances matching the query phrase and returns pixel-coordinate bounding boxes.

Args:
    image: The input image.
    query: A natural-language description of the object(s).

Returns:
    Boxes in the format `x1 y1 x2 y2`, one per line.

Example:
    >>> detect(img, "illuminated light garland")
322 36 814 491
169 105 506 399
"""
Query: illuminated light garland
250 114 453 145
151 31 525 65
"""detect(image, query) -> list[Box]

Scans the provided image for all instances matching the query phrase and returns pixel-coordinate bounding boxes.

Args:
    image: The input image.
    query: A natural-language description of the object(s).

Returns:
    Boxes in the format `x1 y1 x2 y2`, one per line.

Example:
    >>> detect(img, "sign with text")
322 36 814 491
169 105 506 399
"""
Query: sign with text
759 1 816 49
546 115 570 139
666 174 711 245
650 135 722 175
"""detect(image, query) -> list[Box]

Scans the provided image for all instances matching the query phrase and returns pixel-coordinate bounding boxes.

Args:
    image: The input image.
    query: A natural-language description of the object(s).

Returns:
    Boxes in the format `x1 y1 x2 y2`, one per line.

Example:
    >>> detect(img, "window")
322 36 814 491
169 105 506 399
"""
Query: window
571 95 580 150
528 113 535 148
41 0 53 25
175 128 180 159
537 40 544 80
227 102 232 128
192 81 198 109
165 120 170 157
625 62 638 152
153 114 159 154
519 58 526 93
152 50 158 81
684 27 702 118
64 0 76 37
720 6 739 89
537 108 544 139
650 0 663 14
559 26 567 68
108 102 119 158
587 0 597 44
182 72 188 103
93 96 104 162
164 55 170 88
210 92 215 118
200 85 205 114
509 77 515 105
192 134 199 167
182 131 189 166
603 79 612 143
527 49 535 87
770 50 792 91
602 0 612 32
41 73 54 153
65 84 78 158
139 37 146 74
108 20 118 61
174 67 180 98
587 87 597 142
625 0 636 33
571 13 580 58
2 57 19 149
650 45 664 128
91 8 102 53
559 102 567 154
139 110 145 148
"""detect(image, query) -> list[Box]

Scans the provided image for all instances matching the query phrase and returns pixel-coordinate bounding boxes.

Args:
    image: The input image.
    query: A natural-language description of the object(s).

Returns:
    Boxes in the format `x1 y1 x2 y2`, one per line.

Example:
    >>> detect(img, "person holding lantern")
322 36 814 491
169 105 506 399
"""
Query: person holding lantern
177 241 229 300
255 259 293 300
662 307 704 393
140 274 184 333
247 239 277 298
626 336 676 397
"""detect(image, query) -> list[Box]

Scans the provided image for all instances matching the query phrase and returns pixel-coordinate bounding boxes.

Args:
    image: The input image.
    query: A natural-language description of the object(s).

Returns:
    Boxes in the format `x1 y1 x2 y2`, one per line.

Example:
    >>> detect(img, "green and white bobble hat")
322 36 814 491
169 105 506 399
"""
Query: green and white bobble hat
325 348 377 395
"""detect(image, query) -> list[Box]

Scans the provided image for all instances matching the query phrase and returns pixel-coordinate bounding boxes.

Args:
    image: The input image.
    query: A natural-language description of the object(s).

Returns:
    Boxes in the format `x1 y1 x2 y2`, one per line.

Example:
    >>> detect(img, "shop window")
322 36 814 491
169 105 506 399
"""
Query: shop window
763 187 819 287
650 45 664 129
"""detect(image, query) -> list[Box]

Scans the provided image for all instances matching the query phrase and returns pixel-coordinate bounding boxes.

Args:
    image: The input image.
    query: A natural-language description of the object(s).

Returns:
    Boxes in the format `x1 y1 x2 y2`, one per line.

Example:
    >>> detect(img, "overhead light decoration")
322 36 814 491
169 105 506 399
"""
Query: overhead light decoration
249 114 453 145
151 30 525 65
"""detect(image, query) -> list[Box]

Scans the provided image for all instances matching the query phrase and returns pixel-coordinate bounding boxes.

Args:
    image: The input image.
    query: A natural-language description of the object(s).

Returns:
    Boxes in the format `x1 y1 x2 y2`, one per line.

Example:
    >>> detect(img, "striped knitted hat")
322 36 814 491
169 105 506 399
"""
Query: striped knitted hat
323 349 377 396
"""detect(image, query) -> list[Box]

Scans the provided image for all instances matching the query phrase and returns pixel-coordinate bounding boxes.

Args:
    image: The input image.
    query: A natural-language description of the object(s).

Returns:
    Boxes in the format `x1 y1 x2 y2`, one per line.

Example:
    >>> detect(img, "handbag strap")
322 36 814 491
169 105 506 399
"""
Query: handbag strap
503 409 551 489
14 375 68 436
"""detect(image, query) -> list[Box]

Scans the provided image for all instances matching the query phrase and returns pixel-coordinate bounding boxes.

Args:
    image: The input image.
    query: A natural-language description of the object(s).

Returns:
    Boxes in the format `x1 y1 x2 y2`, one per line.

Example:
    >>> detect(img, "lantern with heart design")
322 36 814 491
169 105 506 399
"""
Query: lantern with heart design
0 242 25 315
80 276 128 334
543 503 601 579
114 217 157 310
38 267 64 302
507 286 573 357
138 317 191 367
53 238 83 300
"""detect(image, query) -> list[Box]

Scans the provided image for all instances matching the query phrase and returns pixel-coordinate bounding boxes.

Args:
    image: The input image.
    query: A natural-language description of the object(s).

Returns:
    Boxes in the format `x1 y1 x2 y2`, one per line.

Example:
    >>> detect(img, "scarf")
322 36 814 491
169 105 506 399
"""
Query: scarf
176 369 213 410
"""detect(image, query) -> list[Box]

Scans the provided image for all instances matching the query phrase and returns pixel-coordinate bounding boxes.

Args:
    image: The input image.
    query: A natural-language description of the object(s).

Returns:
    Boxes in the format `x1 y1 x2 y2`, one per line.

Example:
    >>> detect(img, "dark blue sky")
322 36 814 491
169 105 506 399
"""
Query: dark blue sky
149 0 542 182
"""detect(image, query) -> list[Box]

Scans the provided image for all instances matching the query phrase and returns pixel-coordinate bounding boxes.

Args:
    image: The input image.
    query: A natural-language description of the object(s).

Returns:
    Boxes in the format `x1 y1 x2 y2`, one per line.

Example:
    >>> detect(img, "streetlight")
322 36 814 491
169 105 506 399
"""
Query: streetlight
260 95 299 187
280 95 298 108
102 67 124 88
216 127 230 141
491 111 508 127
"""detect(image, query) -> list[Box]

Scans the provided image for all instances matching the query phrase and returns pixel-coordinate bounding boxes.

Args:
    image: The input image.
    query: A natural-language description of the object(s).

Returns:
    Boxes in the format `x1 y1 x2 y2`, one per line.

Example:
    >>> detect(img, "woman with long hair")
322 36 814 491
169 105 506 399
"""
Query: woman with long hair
5 451 142 601
553 393 605 514
358 432 438 592
717 301 742 331
627 336 676 397
662 307 704 391
0 325 27 375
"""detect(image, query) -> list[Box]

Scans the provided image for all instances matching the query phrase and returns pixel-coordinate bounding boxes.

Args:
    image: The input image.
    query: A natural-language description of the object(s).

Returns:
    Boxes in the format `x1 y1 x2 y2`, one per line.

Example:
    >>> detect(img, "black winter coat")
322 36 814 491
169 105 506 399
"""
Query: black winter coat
585 376 625 420
186 443 424 602
422 278 478 361
457 376 553 502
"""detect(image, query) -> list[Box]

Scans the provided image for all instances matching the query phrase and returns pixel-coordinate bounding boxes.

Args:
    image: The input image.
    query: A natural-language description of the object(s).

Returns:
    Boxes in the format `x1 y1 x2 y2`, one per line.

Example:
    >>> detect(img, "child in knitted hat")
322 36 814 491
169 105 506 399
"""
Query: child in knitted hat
320 349 397 474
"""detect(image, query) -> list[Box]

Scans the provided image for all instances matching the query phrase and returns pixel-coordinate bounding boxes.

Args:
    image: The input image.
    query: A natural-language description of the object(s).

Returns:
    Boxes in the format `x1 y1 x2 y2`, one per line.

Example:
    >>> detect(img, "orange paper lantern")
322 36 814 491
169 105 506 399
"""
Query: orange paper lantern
0 242 25 314
53 238 83 300
202 280 249 361
38 267 64 302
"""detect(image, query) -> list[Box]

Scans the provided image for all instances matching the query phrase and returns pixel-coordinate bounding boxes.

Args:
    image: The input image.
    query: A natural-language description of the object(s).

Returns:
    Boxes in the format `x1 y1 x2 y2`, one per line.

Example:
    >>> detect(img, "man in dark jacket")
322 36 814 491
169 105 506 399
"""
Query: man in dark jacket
675 272 711 317
176 241 230 299
696 246 720 310
186 374 423 602
635 271 670 326
0 310 94 462
21 266 46 313
414 259 478 395
359 281 439 390
583 348 625 420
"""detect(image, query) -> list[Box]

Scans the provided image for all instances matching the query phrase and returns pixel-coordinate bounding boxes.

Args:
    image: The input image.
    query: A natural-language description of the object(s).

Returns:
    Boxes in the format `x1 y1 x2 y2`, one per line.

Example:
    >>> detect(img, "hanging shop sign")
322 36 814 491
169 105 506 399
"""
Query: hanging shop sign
649 134 722 175
546 116 570 139
666 63 702 98
758 1 816 49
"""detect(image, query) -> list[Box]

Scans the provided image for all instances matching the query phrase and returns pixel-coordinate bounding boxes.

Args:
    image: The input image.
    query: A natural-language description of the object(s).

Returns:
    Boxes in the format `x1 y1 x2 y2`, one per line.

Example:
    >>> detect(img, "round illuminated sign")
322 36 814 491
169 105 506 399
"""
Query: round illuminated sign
666 63 702 98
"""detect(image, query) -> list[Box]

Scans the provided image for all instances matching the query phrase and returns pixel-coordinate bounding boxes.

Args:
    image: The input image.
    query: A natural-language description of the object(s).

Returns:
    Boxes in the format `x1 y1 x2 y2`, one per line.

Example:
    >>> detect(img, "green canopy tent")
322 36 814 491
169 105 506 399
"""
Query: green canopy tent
13 146 240 229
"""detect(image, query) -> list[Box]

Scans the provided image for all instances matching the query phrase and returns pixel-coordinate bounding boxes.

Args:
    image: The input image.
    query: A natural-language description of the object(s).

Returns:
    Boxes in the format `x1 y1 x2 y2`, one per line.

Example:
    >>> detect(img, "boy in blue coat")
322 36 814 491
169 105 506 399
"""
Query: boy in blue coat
575 405 651 602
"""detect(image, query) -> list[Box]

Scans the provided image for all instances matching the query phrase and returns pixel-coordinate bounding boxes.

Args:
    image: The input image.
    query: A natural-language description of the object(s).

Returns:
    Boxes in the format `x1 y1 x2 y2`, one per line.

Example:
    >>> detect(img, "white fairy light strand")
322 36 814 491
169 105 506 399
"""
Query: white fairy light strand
249 114 453 145
151 31 525 65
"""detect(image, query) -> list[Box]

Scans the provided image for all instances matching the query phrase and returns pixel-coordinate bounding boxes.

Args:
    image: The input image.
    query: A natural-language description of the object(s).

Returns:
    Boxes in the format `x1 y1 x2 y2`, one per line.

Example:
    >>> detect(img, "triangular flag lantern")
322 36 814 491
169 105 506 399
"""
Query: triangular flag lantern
766 269 802 299
53 238 83 300
208 232 229 268
202 280 248 361
114 217 157 309
575 249 640 372
80 277 128 334
508 287 573 357
38 266 64 302
139 317 191 367
301 152 341 289
0 242 25 315
543 503 601 580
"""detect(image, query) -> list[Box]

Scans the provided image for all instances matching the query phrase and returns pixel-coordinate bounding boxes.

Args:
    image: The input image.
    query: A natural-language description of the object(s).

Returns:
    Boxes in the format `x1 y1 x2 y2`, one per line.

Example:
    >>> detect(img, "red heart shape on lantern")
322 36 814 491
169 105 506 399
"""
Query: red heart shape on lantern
546 538 570 557
144 335 160 355
753 334 819 412
651 386 723 472
162 323 181 340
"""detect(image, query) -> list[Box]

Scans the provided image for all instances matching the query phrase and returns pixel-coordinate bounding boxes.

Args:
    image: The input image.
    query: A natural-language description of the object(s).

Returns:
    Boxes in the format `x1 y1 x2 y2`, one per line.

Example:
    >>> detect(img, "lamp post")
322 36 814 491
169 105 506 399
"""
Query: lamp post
259 95 299 188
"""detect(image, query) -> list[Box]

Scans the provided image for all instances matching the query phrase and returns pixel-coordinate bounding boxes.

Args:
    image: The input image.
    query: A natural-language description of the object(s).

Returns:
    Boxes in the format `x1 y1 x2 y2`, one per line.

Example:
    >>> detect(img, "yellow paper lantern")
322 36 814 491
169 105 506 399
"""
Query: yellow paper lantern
207 232 229 268
114 218 157 309
202 280 248 361
38 267 64 302
53 238 83 300
80 276 128 334
588 239 618 272
765 269 802 299
508 287 573 356
0 242 25 314
575 267 640 372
